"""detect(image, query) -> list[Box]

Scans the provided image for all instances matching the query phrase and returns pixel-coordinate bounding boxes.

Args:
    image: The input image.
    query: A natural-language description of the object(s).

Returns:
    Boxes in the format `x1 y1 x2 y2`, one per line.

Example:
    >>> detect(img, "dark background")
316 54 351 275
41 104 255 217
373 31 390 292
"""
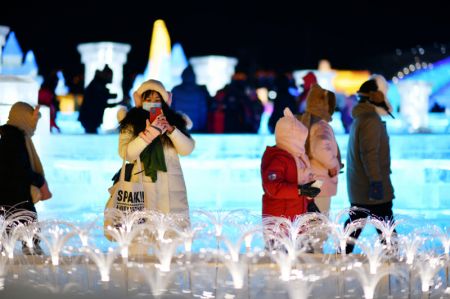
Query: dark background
1 0 450 92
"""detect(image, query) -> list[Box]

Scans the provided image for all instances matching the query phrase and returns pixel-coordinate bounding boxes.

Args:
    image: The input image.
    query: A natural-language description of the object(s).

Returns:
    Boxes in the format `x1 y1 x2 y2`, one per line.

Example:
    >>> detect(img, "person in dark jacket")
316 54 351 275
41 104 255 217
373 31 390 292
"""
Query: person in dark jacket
268 73 298 133
78 64 117 134
344 78 396 253
171 65 210 132
0 102 52 255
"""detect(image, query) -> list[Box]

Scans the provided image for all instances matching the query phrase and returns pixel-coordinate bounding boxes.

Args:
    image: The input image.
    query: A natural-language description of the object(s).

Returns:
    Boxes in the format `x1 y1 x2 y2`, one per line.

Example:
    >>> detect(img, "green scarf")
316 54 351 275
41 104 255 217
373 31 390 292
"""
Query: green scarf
139 137 167 182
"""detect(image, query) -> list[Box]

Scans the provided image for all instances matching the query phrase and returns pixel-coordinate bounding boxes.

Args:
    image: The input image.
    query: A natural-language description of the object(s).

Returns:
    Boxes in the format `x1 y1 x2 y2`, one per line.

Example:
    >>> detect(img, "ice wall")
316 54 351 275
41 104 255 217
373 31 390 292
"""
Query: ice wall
35 133 450 220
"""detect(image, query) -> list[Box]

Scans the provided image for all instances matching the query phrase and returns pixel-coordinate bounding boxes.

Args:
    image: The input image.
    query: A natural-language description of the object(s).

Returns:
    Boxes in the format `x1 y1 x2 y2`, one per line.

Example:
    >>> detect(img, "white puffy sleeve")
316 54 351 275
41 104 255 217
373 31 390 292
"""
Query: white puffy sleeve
167 128 195 156
118 127 148 162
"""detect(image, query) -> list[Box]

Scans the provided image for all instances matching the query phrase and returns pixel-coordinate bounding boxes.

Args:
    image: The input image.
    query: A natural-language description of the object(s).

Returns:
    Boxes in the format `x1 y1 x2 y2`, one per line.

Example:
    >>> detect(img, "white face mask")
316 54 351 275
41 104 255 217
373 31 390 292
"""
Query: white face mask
142 102 161 112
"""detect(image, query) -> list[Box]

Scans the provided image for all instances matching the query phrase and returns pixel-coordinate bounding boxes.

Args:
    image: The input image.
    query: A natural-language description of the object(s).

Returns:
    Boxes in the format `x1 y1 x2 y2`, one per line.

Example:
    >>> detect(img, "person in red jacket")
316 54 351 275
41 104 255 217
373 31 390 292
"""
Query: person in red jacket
261 107 321 218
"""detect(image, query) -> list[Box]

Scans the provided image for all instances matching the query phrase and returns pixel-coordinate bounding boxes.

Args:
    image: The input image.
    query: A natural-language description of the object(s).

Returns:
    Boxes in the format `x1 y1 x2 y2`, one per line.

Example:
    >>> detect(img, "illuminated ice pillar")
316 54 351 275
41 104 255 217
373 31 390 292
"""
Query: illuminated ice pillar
77 42 131 101
77 42 131 131
0 75 49 136
0 25 10 73
170 43 188 90
397 80 432 132
190 55 238 96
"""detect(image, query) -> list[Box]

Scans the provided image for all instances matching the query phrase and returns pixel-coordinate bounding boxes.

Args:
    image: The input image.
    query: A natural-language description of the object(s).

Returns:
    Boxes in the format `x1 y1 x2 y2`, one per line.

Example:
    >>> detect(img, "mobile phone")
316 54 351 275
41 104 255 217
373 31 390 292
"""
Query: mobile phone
143 102 162 122
149 106 162 123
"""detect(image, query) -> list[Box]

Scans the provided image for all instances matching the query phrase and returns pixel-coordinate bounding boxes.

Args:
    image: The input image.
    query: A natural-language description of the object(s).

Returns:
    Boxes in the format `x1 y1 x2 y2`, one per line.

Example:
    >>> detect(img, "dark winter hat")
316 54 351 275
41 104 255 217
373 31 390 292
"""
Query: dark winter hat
357 79 385 105
357 79 395 118
357 79 378 94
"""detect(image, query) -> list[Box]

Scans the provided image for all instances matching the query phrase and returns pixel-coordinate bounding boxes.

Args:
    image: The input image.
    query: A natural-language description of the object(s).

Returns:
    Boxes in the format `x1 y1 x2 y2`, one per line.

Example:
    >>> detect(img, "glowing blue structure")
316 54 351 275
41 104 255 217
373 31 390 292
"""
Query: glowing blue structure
35 130 450 224
388 56 450 112
169 42 188 89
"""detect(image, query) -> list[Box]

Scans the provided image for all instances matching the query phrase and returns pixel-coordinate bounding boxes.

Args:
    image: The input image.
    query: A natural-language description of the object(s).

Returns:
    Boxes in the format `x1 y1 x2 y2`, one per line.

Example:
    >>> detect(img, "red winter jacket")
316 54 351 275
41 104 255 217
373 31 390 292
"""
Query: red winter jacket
261 146 311 221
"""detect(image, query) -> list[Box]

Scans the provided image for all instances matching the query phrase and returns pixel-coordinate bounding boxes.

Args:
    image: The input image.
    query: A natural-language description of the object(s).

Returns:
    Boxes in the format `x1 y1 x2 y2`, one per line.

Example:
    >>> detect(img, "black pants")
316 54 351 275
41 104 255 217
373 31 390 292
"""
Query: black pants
344 201 396 254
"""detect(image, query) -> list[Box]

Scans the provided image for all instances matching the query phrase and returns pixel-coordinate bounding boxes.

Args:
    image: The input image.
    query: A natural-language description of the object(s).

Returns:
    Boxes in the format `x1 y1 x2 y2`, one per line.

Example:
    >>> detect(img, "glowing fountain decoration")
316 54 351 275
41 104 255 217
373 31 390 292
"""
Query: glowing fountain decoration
351 262 404 299
0 208 450 297
397 80 432 132
77 41 131 131
190 55 238 96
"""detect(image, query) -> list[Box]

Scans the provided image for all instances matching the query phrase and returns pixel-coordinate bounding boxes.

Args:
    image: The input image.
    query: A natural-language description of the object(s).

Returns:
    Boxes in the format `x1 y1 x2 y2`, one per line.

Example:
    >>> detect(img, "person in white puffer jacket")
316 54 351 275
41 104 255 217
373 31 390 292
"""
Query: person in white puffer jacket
117 79 195 224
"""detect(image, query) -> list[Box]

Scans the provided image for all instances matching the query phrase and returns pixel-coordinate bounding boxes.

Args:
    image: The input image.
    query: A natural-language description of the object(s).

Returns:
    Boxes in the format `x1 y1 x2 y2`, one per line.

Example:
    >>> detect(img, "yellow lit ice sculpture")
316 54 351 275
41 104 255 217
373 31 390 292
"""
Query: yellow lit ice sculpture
131 19 177 99
147 19 171 85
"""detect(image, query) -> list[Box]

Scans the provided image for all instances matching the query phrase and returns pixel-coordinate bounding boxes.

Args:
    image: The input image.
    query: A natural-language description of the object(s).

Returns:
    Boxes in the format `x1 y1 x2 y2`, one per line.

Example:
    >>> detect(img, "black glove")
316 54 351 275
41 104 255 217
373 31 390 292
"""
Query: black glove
298 181 321 198
369 181 383 200
307 201 321 213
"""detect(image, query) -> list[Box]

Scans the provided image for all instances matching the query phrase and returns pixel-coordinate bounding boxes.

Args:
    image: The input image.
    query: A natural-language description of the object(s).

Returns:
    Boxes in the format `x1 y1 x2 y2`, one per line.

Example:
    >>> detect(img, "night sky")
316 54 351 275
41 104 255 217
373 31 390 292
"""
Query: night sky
1 0 449 90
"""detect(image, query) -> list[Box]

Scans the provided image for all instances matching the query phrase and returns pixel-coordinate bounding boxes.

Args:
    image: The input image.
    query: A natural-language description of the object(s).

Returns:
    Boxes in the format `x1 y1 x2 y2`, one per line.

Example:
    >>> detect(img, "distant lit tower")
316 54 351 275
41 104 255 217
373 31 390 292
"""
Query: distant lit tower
190 55 238 96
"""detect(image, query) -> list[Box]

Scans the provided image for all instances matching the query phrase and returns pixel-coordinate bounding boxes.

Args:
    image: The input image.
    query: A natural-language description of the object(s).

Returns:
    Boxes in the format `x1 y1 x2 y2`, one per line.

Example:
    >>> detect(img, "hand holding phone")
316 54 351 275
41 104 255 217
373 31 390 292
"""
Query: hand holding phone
143 102 163 122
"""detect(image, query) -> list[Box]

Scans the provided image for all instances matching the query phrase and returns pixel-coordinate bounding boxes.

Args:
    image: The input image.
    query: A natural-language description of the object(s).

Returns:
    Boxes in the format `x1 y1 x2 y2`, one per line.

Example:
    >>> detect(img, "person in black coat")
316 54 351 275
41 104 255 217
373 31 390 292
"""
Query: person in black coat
171 64 210 133
0 102 52 254
78 64 118 134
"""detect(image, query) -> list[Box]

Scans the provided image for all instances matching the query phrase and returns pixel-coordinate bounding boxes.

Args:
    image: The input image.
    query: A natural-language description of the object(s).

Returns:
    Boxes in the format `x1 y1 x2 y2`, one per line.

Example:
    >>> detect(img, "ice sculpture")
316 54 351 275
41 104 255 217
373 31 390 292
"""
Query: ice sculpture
131 19 176 98
0 30 48 135
397 80 432 132
0 25 10 73
77 42 131 131
55 70 69 96
0 76 48 135
189 55 238 96
388 57 450 114
1 31 22 69
170 42 188 89
77 42 131 102
146 19 171 86
22 50 38 77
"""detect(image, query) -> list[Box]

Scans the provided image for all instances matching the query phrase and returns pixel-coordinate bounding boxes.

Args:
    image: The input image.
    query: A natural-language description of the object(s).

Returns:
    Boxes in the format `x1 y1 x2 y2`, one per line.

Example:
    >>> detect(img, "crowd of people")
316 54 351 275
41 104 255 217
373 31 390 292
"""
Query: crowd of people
35 64 359 135
1 68 397 255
